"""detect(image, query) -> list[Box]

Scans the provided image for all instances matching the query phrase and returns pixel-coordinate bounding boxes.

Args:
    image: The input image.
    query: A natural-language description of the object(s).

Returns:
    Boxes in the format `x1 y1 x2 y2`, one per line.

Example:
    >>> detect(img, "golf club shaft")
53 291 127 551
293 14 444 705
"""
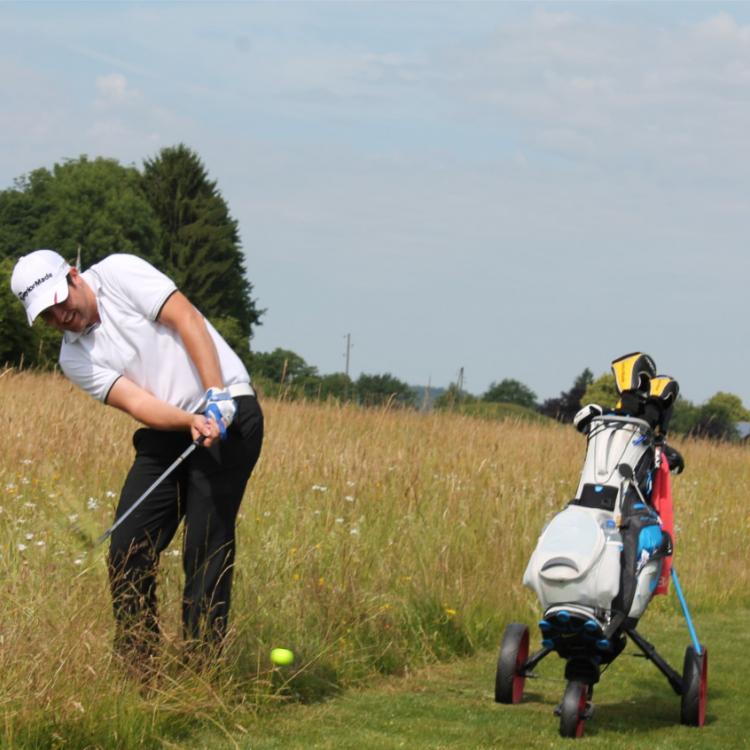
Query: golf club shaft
96 437 203 546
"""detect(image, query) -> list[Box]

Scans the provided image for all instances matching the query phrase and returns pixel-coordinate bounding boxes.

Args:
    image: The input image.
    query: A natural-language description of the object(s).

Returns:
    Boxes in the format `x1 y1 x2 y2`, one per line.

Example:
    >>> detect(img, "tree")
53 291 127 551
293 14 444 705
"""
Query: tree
355 373 415 408
141 144 262 340
539 368 594 422
482 378 537 409
689 392 750 442
250 348 318 384
0 156 160 267
433 382 477 410
318 372 353 401
582 373 618 409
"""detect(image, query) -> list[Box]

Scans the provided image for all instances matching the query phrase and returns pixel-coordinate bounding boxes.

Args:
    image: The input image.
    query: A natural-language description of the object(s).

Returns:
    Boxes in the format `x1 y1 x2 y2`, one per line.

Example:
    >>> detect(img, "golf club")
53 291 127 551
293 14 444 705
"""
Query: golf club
95 435 205 546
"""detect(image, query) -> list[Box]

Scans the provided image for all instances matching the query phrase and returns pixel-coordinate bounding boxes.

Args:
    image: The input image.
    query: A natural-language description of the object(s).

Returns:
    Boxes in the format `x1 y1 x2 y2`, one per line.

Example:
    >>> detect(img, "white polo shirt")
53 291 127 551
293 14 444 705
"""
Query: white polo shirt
59 254 251 412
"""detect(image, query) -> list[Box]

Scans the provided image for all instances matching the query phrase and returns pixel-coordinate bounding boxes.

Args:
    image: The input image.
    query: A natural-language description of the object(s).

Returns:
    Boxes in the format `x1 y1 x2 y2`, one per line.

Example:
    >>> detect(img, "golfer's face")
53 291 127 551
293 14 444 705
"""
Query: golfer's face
40 276 94 333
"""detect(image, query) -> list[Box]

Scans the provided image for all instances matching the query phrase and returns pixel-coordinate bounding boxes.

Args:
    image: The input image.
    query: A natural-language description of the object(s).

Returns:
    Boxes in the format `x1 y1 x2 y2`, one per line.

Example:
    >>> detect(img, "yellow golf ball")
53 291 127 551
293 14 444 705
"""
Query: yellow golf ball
270 648 295 666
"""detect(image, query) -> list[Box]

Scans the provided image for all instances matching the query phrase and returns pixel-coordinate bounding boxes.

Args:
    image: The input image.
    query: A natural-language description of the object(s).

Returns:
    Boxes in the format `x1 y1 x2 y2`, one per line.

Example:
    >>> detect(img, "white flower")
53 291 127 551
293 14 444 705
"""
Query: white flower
23 502 36 509
25 532 34 541
335 517 344 524
350 527 360 536
17 543 27 552
35 540 46 547
86 497 98 510
20 459 33 465
312 484 328 492
73 558 83 566
105 490 116 498
68 514 79 523
346 480 356 487
263 511 271 517
345 495 355 502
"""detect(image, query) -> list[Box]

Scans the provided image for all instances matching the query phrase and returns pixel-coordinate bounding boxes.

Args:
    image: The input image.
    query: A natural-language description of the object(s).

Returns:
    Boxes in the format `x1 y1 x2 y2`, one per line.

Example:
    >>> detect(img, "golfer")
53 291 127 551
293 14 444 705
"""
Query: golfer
11 249 263 670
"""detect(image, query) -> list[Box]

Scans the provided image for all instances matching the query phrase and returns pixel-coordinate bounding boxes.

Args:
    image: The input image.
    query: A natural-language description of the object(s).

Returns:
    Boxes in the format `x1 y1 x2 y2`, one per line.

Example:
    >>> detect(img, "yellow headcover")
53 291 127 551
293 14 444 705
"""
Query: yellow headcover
649 375 679 405
611 352 657 395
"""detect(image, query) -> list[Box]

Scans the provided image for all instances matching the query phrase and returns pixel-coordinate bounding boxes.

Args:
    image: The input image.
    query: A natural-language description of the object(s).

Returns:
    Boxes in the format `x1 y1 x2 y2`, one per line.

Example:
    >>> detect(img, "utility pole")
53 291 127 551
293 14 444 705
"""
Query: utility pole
343 333 352 377
457 366 464 394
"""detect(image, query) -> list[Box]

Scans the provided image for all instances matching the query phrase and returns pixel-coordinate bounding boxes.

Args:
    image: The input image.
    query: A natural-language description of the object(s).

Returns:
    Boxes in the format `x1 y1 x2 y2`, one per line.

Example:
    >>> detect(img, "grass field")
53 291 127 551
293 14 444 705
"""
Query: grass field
0 369 747 748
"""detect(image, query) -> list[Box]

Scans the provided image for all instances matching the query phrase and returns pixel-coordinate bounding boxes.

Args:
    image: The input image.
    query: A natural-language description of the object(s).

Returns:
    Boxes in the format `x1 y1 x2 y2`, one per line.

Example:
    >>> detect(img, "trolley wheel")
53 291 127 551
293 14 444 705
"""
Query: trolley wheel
494 623 529 704
680 645 708 727
559 680 589 738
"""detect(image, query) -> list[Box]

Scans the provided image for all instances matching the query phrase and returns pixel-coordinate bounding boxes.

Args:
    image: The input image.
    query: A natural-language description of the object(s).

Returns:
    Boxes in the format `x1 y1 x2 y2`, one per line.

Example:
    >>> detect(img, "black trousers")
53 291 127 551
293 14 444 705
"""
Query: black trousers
108 395 263 660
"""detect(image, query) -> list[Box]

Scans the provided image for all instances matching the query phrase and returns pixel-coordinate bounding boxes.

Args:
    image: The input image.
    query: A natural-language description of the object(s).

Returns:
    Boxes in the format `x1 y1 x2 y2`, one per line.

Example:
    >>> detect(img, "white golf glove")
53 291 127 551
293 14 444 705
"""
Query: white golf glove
203 387 237 440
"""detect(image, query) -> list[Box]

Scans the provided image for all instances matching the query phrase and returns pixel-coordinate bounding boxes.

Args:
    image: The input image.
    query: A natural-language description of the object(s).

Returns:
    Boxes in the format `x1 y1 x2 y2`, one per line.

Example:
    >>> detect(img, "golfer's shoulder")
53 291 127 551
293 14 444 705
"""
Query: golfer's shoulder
90 253 159 279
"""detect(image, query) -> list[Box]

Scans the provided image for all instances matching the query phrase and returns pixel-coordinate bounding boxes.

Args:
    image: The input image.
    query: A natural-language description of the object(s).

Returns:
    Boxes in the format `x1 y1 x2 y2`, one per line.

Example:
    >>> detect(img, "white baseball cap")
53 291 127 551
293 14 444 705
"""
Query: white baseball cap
10 249 72 325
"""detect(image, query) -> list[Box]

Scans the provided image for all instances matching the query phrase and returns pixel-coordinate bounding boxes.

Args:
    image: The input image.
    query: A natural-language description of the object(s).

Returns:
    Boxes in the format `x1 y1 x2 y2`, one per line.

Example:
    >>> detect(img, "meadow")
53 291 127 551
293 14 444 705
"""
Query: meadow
0 369 747 748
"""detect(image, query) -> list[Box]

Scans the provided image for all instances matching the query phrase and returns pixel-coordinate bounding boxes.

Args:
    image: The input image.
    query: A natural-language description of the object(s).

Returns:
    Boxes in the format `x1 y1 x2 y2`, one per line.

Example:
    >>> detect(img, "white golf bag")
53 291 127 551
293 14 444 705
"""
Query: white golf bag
523 413 667 632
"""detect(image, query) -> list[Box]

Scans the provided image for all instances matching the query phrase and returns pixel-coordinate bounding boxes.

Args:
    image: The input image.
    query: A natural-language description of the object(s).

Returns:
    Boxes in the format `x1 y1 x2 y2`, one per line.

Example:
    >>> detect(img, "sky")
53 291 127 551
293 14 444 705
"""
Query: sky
2 1 750 406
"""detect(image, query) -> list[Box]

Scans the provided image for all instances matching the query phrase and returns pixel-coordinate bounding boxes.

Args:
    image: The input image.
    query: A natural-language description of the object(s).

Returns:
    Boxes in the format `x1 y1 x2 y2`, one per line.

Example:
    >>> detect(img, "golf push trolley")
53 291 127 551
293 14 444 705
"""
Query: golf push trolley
495 353 707 738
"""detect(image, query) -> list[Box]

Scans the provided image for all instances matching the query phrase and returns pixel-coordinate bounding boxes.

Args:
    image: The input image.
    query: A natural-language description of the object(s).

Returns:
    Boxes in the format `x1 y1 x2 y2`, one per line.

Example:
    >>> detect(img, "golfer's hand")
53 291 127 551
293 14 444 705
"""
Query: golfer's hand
203 387 237 440
191 414 220 447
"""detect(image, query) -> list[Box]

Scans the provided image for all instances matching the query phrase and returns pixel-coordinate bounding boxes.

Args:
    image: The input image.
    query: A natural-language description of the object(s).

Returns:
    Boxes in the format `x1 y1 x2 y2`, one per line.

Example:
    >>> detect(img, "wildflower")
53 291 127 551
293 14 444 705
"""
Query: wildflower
335 517 344 524
5 483 16 491
444 607 457 617
25 532 34 541
263 511 271 518
17 543 27 552
312 484 328 492
86 497 98 510
105 490 116 498
73 558 83 566
35 540 46 547
346 480 356 487
68 514 79 523
170 549 180 557
350 527 359 536
23 501 36 509
344 495 355 502
21 459 33 465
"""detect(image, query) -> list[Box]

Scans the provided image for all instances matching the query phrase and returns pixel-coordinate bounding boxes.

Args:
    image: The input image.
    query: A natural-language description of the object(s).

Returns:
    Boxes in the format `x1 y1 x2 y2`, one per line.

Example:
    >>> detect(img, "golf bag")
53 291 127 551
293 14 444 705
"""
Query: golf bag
496 354 706 738
523 353 681 661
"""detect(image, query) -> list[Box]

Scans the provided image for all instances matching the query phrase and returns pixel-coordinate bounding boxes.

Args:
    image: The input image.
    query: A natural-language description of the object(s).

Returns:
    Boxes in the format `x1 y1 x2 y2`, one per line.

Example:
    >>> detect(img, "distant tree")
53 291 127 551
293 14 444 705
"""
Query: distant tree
141 144 263 340
250 348 318 384
689 392 750 442
483 378 537 409
668 398 700 436
539 368 594 422
582 373 619 409
318 372 353 401
433 382 477 410
355 373 415 408
0 156 159 267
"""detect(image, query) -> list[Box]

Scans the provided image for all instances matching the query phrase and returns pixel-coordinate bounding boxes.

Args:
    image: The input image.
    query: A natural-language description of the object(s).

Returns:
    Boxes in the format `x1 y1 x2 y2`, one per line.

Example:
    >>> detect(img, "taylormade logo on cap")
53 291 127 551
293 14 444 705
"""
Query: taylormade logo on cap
17 272 54 301
10 249 72 325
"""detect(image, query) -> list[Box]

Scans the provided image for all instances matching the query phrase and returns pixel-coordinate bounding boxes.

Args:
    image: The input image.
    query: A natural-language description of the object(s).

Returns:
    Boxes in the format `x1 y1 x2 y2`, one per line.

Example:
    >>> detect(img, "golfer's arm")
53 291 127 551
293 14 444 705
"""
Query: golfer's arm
158 291 225 390
106 376 196 431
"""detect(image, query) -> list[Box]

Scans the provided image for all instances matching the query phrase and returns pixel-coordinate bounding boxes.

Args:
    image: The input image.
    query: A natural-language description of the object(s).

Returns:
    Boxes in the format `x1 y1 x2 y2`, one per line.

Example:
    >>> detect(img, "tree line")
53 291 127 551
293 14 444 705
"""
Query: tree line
2 146 747 438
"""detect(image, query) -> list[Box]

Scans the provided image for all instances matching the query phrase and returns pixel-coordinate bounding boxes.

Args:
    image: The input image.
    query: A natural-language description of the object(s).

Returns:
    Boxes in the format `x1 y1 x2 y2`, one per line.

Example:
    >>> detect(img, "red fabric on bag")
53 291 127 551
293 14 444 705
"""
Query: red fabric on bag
652 453 674 595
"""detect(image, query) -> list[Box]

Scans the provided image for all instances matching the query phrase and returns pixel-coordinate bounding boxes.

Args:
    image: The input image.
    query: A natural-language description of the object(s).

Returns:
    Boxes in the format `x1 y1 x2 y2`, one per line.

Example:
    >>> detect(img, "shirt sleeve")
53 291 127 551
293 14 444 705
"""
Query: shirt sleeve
59 344 121 403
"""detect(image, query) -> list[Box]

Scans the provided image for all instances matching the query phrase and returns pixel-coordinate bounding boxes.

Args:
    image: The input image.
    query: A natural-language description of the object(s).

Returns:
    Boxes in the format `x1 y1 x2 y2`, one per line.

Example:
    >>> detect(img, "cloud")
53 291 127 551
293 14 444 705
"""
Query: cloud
94 73 140 107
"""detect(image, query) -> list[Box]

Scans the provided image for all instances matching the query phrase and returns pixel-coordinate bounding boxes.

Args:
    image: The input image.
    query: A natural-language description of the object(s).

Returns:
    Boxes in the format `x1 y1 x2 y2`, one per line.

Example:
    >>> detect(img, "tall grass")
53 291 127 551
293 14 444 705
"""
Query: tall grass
0 370 746 747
